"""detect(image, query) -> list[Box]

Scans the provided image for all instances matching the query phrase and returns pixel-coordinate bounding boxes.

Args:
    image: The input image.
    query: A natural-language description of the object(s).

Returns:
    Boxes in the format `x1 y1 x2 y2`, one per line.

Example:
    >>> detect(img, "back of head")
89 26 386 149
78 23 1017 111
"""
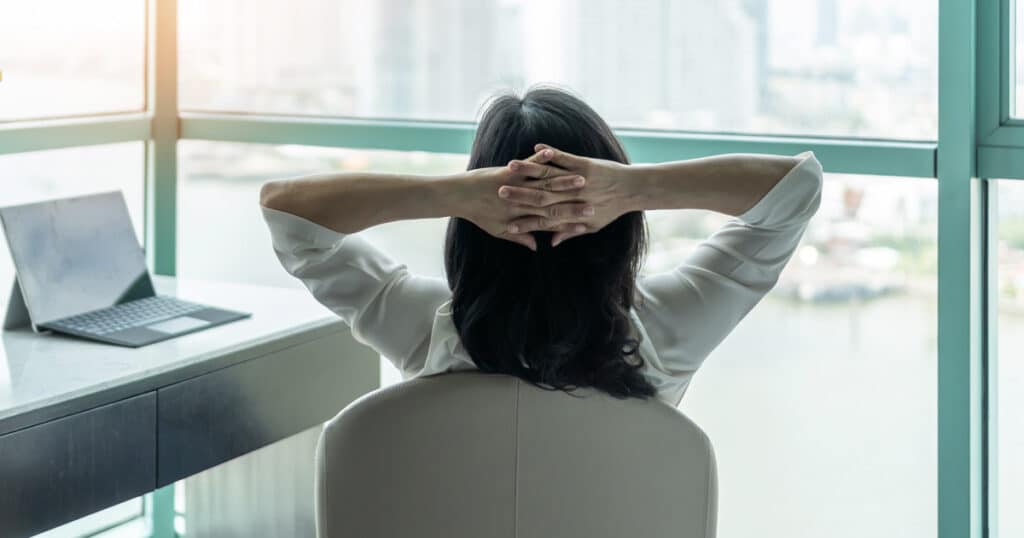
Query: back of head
444 86 655 399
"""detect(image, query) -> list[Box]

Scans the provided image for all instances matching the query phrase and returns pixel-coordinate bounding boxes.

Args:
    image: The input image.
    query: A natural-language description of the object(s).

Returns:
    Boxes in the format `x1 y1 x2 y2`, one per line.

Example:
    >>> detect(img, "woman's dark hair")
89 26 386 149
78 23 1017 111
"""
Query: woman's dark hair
444 86 656 399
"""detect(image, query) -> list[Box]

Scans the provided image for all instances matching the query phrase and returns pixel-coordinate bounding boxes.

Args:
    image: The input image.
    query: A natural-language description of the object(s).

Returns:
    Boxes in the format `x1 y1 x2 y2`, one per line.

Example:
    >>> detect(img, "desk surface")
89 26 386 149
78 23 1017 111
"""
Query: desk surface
0 277 341 436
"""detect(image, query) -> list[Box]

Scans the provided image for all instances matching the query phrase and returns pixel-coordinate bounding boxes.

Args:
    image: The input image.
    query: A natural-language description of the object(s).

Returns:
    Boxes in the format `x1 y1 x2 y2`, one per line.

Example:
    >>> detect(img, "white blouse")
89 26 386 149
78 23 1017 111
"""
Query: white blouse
261 152 823 406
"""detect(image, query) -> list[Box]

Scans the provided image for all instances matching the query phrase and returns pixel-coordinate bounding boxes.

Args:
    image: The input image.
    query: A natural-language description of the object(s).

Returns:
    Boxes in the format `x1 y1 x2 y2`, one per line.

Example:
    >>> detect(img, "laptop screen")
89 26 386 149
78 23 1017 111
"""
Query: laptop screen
0 191 155 325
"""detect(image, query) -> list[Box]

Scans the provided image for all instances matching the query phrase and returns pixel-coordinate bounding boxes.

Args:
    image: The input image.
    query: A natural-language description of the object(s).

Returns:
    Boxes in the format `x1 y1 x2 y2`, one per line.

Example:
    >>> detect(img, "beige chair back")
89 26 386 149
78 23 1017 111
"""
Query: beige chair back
315 372 717 538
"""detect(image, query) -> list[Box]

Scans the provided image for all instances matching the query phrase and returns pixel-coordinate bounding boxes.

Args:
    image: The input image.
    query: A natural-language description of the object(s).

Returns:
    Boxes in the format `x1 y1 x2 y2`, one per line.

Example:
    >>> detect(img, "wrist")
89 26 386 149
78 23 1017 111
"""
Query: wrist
429 171 476 220
618 163 655 212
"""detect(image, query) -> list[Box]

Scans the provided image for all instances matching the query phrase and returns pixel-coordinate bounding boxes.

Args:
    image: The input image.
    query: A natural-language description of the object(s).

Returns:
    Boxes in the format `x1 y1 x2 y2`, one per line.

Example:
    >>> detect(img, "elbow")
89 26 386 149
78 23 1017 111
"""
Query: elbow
788 152 824 219
805 159 825 216
259 179 290 211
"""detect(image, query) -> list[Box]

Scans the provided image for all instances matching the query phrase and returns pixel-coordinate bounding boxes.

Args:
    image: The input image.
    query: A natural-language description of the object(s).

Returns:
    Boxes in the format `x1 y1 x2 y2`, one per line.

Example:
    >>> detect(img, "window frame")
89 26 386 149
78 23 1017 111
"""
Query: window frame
977 0 1024 179
0 0 1006 537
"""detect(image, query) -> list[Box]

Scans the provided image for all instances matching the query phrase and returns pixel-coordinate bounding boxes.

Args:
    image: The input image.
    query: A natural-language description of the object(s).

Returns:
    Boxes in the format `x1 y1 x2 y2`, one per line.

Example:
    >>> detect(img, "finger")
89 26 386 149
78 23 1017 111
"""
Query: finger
524 148 556 164
510 201 594 220
541 201 594 222
533 143 585 170
497 185 578 207
551 224 590 247
507 159 569 180
507 215 589 234
500 231 537 251
504 173 585 193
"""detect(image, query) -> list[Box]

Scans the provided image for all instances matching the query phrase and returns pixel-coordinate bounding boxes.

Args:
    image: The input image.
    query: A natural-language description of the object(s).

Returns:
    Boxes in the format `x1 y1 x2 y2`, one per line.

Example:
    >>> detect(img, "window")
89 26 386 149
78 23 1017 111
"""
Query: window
995 180 1024 538
179 142 937 535
675 174 937 537
2 0 1008 534
0 1 145 121
177 141 462 285
179 0 937 140
0 143 145 312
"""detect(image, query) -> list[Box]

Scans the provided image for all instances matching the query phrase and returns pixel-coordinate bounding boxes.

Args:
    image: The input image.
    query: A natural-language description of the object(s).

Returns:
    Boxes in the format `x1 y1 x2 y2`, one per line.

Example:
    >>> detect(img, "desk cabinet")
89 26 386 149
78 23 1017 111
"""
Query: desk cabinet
157 331 378 487
0 278 380 537
0 393 156 538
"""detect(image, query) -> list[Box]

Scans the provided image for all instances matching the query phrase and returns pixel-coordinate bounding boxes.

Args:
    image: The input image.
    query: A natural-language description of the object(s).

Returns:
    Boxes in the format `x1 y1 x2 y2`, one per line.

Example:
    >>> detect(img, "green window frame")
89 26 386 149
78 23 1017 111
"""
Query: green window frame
0 0 1018 537
978 0 1024 179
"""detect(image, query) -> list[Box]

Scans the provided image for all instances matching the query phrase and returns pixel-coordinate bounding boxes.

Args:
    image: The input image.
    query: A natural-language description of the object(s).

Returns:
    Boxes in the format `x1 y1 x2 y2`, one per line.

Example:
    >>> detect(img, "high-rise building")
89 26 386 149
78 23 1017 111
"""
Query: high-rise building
551 0 758 130
340 0 503 120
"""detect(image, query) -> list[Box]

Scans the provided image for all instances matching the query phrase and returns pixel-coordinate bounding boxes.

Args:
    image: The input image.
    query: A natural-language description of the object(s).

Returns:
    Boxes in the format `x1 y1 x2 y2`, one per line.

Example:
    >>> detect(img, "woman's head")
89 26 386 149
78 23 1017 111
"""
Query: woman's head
444 86 656 399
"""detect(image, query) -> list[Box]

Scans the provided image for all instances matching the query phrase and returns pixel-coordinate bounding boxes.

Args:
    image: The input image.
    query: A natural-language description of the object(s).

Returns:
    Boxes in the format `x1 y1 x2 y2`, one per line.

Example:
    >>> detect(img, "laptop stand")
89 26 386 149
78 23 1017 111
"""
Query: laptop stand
3 279 32 331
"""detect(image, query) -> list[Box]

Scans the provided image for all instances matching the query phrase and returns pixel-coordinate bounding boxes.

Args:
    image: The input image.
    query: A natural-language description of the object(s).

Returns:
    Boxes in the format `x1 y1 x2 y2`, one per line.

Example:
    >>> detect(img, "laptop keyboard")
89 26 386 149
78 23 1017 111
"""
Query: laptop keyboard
49 296 206 335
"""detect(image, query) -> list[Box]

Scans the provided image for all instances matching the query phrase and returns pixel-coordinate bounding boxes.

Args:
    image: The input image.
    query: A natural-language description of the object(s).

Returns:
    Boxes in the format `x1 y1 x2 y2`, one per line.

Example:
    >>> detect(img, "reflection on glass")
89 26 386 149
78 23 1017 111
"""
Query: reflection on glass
180 141 937 537
180 0 937 139
0 1 145 121
996 180 1024 538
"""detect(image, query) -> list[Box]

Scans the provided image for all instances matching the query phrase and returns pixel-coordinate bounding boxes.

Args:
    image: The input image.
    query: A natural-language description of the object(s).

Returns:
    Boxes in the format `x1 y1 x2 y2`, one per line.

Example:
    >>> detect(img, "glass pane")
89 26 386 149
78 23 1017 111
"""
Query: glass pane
995 180 1024 538
676 174 937 537
179 0 937 140
0 1 145 121
178 142 462 286
0 143 145 319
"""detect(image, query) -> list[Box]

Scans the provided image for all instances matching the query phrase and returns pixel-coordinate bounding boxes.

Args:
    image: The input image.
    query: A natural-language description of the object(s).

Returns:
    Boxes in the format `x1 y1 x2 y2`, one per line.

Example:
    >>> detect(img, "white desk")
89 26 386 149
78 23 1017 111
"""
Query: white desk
0 277 379 537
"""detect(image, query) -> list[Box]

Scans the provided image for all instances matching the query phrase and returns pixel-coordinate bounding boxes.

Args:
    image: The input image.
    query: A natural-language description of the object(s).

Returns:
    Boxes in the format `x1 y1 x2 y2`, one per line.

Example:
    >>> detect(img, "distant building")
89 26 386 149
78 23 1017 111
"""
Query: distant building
541 0 758 130
339 0 758 129
816 0 838 46
339 0 503 119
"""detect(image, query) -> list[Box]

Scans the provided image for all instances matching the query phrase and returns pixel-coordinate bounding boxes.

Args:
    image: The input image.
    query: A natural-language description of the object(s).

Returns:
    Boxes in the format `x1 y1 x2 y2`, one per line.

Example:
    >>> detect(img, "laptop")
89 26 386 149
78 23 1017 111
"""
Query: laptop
0 191 250 347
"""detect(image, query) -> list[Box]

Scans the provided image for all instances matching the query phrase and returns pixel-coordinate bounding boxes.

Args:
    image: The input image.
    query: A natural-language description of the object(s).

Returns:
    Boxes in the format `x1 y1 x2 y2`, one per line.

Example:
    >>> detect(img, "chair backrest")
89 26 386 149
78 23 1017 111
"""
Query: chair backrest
315 372 717 538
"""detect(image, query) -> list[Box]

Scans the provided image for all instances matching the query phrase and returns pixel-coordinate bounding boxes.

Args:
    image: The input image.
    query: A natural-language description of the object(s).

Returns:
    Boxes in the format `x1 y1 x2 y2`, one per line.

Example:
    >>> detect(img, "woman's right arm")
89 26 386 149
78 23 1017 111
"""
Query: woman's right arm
626 153 803 216
632 152 823 391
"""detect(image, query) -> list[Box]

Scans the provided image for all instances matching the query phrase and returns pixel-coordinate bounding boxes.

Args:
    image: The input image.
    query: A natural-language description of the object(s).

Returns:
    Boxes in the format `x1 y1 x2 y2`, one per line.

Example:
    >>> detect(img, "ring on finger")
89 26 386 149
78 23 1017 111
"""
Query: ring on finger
539 166 550 179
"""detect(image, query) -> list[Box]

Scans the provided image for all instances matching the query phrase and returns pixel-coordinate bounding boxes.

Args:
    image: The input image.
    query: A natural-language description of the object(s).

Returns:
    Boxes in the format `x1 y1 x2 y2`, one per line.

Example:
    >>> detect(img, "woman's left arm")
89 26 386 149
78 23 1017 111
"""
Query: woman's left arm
259 162 592 251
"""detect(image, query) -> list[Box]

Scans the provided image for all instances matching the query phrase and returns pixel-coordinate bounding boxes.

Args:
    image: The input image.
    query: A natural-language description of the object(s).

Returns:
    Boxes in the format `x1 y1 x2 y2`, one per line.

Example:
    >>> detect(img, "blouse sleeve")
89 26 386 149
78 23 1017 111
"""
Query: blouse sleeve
635 152 824 382
260 206 451 372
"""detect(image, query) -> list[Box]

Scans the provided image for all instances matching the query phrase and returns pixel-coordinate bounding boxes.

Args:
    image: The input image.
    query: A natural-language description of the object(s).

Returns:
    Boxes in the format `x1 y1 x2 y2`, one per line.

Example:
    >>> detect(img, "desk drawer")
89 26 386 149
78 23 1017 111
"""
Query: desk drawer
157 330 378 486
0 393 156 538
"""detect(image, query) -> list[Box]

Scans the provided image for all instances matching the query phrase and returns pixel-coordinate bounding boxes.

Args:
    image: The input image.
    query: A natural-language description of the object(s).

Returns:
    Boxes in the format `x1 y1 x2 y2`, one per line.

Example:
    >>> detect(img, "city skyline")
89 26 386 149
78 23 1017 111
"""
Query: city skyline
175 0 938 138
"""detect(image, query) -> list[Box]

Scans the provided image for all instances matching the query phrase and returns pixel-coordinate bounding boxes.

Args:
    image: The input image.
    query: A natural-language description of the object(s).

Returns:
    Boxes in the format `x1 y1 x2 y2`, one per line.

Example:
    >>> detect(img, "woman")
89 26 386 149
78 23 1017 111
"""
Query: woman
259 87 822 405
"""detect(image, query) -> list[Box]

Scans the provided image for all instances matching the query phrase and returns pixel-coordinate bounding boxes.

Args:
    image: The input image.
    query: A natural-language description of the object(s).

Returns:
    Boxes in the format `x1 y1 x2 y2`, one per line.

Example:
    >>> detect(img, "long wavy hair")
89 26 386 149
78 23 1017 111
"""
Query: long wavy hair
444 87 656 399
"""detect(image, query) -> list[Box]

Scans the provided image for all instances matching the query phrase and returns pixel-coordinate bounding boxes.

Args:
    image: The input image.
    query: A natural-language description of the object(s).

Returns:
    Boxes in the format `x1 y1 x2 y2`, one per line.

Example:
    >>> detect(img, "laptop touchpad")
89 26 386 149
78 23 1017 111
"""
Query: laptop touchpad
147 316 211 334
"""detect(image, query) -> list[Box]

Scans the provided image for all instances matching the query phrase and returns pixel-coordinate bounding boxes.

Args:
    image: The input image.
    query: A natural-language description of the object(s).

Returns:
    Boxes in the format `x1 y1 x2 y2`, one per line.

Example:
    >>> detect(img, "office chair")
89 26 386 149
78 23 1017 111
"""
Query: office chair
314 372 717 538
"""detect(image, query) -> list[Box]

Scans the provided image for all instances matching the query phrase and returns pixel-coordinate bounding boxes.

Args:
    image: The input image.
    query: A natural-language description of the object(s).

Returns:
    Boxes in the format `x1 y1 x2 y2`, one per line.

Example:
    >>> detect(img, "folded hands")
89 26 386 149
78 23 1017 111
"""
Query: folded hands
460 143 638 251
